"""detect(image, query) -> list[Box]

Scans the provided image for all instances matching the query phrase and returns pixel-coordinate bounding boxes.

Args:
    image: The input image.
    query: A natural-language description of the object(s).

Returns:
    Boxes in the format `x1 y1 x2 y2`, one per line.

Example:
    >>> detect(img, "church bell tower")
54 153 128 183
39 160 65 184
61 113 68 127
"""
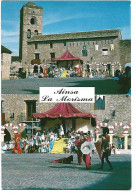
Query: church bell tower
19 1 43 70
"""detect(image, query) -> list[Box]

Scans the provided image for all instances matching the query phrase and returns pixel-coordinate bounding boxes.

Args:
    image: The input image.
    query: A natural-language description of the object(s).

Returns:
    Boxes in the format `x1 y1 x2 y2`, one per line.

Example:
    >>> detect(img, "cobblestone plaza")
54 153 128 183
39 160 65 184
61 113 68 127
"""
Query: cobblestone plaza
1 153 131 190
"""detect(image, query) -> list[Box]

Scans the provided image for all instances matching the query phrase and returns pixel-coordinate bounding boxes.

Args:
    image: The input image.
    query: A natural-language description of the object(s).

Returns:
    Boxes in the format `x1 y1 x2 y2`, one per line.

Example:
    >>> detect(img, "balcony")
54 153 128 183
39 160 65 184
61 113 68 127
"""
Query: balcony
17 113 36 123
31 59 41 65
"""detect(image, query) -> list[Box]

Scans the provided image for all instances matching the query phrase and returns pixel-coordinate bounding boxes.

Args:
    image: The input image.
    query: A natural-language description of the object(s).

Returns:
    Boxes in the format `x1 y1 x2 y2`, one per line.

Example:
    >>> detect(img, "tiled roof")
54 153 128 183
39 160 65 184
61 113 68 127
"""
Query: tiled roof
11 56 21 62
1 45 12 54
28 29 121 43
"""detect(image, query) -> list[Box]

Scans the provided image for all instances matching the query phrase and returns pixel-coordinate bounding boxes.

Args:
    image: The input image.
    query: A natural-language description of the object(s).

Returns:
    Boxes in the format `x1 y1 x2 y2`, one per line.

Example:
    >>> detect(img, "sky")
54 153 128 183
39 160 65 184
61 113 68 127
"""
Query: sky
1 0 131 56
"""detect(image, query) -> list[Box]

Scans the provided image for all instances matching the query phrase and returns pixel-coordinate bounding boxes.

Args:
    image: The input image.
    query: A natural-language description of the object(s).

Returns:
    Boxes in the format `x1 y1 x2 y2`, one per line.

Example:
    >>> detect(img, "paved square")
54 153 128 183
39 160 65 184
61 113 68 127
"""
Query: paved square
1 153 131 190
1 78 124 94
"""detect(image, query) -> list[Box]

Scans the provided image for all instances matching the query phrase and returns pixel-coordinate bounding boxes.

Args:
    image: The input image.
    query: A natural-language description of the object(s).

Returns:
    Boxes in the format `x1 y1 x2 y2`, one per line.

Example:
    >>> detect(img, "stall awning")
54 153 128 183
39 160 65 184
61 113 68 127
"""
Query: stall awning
33 103 95 119
53 50 82 61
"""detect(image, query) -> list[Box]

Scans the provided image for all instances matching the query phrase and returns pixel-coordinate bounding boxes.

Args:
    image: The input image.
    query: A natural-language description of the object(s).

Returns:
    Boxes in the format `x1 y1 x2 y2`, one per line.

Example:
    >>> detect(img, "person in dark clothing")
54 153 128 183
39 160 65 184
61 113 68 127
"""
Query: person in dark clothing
75 136 83 164
99 135 113 170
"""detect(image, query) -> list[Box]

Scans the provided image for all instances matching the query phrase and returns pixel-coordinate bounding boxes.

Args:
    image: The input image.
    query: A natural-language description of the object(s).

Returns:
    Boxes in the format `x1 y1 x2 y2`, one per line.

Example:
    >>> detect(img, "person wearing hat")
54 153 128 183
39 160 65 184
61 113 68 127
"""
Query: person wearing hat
83 135 91 169
99 134 113 170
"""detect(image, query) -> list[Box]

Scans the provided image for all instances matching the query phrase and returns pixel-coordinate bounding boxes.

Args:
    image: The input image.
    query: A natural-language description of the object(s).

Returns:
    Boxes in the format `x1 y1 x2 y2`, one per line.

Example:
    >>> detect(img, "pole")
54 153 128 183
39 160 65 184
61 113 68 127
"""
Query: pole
32 119 33 140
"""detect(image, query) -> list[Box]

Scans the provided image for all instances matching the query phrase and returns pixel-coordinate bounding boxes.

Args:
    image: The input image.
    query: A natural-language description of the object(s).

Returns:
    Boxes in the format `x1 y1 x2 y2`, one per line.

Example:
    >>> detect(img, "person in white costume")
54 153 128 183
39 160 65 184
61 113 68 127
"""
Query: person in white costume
59 124 64 138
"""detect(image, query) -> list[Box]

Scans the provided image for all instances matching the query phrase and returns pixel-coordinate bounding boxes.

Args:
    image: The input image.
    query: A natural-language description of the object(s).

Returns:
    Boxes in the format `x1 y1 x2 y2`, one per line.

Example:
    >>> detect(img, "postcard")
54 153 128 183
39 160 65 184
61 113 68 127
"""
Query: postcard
1 0 132 191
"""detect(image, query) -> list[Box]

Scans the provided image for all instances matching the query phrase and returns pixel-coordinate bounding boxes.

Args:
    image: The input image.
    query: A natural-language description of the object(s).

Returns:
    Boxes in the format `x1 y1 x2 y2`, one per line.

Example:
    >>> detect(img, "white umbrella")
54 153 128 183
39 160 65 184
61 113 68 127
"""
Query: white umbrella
81 141 94 155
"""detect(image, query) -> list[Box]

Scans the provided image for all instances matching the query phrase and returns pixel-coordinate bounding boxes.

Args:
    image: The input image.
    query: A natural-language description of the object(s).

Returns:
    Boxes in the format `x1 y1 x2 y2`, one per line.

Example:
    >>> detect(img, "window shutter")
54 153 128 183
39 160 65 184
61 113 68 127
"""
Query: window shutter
100 97 105 109
95 45 99 51
110 44 114 51
95 97 100 109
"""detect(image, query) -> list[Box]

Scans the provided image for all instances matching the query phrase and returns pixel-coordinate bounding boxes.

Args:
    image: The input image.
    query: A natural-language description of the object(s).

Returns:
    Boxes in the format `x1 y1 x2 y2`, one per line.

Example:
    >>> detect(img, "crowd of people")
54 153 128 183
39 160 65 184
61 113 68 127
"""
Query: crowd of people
2 129 123 155
117 67 131 93
2 128 126 171
47 67 112 78
48 67 82 78
1 131 58 154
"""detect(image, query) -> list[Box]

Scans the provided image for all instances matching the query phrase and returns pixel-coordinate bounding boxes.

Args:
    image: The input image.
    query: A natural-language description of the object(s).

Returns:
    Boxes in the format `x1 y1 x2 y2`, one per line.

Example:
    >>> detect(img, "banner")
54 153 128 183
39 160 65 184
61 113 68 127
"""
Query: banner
14 134 21 150
95 141 101 160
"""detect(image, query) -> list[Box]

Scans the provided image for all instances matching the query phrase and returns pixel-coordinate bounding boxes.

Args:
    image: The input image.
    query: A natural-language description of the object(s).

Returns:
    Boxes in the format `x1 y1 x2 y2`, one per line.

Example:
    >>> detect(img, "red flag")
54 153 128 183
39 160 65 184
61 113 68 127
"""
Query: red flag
95 141 101 160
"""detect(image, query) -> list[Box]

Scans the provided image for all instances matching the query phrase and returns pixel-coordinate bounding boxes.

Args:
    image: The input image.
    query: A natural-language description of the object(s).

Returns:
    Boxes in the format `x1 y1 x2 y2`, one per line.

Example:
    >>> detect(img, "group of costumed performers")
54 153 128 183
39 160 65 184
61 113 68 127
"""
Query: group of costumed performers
51 132 113 171
12 131 113 170
52 131 95 170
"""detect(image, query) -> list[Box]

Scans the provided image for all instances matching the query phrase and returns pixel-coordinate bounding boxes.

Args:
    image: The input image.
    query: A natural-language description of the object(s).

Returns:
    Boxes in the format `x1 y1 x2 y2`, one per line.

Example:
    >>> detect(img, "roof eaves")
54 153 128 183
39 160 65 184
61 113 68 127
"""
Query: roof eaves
28 29 121 43
1 45 12 54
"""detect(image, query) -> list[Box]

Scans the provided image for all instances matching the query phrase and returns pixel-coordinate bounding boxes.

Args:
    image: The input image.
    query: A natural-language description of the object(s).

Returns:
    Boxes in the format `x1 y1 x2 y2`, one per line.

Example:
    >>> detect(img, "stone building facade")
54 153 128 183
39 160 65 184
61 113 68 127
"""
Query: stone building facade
120 40 131 68
19 1 43 70
1 45 12 80
11 57 22 72
1 94 131 149
18 1 131 77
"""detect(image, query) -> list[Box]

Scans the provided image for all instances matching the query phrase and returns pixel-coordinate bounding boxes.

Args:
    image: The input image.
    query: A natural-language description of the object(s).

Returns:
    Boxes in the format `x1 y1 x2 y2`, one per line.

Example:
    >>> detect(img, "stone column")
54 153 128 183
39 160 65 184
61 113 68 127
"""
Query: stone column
123 127 129 150
108 127 114 145
109 129 114 144
109 134 114 145
119 65 122 72
104 64 107 76
1 134 5 146
96 65 99 72
38 65 40 74
26 68 28 78
104 64 107 72
89 66 93 78
111 65 115 77
1 127 5 146
13 126 18 135
83 67 86 78
30 67 33 75
89 66 92 73
123 134 129 150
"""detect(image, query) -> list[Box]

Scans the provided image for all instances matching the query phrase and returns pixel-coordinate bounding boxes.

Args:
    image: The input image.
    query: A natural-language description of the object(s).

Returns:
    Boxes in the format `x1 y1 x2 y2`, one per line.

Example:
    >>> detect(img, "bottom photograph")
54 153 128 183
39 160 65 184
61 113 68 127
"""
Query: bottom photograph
1 94 131 190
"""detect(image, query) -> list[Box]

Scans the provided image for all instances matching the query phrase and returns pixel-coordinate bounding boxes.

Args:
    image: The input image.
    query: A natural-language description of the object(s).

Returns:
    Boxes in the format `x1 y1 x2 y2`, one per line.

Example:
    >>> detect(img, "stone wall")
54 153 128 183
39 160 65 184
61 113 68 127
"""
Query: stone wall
1 94 131 140
27 36 121 66
11 61 22 72
1 53 11 80
120 40 131 68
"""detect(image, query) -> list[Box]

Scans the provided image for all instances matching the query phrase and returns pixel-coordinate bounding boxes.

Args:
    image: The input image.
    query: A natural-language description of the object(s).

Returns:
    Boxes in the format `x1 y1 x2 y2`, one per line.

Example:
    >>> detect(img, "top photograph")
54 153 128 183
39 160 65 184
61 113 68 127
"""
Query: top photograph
1 0 131 94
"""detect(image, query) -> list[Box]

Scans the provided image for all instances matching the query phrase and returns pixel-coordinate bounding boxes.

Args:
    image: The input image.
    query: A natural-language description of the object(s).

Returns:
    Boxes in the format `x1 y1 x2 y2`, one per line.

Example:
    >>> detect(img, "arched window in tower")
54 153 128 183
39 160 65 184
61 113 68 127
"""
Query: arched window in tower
34 30 38 35
27 29 31 38
30 17 36 25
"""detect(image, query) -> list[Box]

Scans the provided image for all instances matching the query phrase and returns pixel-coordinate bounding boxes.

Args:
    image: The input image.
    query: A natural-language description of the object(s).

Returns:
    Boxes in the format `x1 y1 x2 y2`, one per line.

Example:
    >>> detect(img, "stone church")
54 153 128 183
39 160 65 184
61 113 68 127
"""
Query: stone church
17 1 130 77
